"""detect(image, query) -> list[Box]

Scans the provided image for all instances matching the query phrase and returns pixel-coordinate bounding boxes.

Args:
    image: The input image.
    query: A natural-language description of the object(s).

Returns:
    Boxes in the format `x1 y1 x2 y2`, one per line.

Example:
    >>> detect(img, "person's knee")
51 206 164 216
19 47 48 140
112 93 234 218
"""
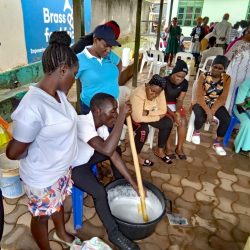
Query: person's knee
195 115 206 126
93 186 107 200
162 117 173 130
32 215 49 223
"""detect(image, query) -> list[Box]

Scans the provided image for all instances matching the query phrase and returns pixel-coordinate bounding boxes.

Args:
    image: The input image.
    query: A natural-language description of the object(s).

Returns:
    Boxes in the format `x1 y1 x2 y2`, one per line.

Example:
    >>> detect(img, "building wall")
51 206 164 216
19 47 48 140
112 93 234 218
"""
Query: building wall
0 0 27 72
0 0 150 72
91 0 151 36
166 0 249 37
202 0 249 25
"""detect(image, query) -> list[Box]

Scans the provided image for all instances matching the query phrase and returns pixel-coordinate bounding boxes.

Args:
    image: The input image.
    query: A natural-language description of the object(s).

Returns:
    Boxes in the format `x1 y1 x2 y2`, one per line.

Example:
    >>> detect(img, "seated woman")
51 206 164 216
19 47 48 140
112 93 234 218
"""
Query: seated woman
192 55 231 156
130 74 173 166
233 78 250 157
164 60 189 160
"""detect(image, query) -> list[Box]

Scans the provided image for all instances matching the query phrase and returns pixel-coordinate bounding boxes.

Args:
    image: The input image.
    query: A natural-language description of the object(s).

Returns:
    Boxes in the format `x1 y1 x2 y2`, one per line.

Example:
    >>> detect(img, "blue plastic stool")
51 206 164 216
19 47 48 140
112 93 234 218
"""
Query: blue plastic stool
72 164 98 230
223 113 240 147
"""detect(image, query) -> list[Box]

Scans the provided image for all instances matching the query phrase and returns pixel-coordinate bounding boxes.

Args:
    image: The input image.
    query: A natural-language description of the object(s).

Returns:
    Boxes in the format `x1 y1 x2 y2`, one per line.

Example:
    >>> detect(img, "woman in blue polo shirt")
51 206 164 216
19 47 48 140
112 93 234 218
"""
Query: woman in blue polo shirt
76 24 122 114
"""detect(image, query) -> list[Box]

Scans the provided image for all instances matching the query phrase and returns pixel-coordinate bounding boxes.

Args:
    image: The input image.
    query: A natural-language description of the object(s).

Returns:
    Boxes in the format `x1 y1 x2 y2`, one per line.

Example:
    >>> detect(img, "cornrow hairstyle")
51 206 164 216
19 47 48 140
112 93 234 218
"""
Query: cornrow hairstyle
90 93 115 111
148 74 166 89
42 31 78 74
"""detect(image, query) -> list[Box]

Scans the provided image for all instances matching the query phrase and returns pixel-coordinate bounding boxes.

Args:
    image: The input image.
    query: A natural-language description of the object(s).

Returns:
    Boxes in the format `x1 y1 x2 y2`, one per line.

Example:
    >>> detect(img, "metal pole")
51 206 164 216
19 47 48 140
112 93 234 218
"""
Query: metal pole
156 0 164 50
132 0 143 87
73 0 84 114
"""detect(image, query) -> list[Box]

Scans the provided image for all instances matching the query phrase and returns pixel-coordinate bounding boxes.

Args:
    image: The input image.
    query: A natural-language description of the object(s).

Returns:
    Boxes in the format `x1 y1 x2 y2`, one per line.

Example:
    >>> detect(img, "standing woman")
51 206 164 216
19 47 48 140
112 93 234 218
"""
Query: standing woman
164 60 189 159
164 17 182 67
76 24 122 114
6 31 79 249
190 17 206 66
192 55 231 156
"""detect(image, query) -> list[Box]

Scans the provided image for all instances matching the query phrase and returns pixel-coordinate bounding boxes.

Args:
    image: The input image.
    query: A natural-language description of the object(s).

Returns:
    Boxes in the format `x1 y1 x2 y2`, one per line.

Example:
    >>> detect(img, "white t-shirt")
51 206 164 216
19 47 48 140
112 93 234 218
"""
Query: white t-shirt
73 112 109 167
11 86 78 188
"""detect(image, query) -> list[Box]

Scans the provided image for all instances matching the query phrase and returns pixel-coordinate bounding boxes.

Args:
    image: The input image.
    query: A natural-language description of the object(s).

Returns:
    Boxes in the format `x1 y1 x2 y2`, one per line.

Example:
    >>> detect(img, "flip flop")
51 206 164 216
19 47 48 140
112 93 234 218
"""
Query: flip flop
166 153 177 160
53 232 81 249
154 153 172 164
175 149 187 160
142 159 154 167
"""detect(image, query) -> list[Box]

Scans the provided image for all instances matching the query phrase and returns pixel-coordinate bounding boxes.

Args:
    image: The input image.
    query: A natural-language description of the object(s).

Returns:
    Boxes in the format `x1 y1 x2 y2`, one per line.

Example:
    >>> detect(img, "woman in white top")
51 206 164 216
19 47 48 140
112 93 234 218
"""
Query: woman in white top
6 31 79 249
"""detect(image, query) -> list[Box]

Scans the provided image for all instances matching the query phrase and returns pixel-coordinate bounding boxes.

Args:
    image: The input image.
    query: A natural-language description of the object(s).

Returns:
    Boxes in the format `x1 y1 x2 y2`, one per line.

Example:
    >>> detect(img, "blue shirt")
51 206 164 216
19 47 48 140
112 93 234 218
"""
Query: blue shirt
76 47 120 107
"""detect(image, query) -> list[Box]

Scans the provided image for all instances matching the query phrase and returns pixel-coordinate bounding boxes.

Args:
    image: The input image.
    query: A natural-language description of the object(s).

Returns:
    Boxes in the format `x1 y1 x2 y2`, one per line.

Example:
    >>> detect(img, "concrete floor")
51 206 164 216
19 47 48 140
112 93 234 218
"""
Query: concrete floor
1 67 250 250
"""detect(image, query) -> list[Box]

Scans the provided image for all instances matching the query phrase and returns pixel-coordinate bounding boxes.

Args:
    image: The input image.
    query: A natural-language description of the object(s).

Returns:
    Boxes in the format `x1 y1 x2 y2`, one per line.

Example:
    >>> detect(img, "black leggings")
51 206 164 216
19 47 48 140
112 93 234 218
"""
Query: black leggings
72 150 122 236
0 189 4 242
133 116 173 153
192 104 230 137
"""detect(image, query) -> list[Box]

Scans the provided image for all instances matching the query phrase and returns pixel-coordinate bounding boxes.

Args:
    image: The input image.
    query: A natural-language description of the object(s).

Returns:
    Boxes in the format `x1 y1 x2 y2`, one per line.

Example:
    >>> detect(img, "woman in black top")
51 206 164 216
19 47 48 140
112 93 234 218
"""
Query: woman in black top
164 60 189 159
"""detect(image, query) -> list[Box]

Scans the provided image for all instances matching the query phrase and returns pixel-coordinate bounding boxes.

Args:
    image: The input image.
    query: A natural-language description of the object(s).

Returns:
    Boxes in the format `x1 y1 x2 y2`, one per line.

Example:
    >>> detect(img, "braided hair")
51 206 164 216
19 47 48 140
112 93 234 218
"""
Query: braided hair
42 31 78 74
148 74 166 89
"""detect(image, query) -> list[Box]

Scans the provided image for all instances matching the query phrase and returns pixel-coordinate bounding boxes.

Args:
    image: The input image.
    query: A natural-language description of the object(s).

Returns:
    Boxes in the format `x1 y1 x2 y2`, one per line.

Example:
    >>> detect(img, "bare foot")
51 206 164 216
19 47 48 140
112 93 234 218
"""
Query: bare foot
175 148 185 155
56 231 74 243
154 147 166 158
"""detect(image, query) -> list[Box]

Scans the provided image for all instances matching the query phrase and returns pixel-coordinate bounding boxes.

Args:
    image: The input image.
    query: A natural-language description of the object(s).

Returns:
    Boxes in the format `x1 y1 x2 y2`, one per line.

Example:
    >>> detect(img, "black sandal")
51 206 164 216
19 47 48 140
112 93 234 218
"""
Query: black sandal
175 149 187 160
166 153 177 160
154 153 172 164
142 159 154 167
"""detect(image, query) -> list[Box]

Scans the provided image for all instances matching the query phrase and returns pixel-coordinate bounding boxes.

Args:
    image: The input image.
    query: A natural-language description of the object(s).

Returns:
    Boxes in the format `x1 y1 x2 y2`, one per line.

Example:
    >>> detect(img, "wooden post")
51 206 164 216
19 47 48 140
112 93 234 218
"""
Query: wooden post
132 0 143 87
168 0 174 27
73 0 85 114
156 0 164 50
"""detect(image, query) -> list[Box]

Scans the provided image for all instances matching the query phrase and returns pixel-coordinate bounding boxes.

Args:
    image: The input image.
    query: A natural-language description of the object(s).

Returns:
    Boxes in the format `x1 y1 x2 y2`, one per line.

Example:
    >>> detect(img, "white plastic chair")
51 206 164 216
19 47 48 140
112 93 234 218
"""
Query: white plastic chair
139 49 155 74
196 56 216 81
147 50 167 78
174 52 194 64
146 125 178 149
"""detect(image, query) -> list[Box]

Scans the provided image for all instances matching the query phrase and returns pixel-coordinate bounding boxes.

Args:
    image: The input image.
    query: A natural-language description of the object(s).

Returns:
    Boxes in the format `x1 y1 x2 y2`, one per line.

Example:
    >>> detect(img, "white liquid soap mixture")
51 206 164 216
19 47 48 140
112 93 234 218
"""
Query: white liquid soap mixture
107 185 164 223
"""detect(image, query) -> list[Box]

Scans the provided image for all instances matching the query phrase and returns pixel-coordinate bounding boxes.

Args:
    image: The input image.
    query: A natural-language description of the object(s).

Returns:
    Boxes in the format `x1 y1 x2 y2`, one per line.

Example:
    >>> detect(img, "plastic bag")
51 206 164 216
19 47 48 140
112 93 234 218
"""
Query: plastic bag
0 116 11 148
81 237 112 250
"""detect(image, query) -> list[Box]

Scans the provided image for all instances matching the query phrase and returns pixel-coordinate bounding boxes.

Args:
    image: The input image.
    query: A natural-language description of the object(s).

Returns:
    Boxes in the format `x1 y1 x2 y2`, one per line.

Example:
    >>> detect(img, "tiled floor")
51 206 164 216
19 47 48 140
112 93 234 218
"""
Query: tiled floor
1 68 250 250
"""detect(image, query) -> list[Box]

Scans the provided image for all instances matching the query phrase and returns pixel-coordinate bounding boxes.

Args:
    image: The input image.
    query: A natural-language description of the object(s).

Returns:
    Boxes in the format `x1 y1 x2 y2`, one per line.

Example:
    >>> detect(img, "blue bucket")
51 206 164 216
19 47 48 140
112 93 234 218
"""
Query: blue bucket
0 176 25 199
0 153 25 199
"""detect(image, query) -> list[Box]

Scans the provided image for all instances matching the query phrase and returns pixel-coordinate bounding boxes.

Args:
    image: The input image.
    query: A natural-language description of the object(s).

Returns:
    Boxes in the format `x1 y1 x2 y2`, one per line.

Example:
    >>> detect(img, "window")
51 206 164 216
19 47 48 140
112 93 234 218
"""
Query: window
177 0 204 27
247 0 250 20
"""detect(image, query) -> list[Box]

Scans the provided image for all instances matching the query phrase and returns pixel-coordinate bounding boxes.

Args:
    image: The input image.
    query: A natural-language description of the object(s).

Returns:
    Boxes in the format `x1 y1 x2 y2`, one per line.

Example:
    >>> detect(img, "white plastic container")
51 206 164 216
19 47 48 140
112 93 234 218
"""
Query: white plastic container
0 153 24 199
122 48 131 67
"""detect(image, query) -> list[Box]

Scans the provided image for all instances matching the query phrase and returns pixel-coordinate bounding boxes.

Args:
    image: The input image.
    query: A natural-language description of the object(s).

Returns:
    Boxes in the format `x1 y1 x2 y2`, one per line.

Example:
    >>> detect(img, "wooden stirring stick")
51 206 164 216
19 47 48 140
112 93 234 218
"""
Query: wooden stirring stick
126 115 148 222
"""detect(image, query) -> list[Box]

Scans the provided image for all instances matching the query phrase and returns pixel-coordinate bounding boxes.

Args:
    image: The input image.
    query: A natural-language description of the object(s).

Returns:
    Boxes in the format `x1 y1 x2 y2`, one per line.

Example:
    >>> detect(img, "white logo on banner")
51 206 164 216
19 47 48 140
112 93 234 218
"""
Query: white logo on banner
43 0 74 43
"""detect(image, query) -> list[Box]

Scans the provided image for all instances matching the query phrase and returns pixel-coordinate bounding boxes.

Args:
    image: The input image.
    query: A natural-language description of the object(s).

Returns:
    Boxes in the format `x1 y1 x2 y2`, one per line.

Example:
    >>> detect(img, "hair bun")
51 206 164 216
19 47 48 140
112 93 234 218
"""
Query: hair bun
49 31 71 46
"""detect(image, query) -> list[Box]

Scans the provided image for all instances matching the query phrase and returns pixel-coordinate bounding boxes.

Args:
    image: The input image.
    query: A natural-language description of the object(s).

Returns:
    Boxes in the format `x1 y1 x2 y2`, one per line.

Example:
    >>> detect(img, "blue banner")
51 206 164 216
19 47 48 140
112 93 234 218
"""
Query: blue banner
21 0 74 63
84 0 92 34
